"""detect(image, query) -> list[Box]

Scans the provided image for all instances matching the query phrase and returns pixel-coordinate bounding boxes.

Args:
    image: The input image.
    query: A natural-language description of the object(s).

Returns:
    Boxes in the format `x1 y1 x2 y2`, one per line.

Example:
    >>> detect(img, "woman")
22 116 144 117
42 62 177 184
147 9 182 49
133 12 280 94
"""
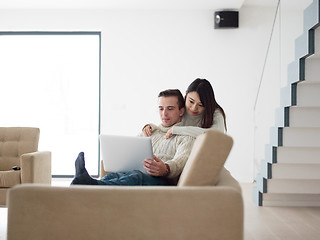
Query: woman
143 78 227 138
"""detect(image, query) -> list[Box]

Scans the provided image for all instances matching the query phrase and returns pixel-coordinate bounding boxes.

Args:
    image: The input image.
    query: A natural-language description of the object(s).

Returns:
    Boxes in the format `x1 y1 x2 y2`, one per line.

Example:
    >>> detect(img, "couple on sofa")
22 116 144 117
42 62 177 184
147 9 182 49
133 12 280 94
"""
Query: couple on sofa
71 78 227 186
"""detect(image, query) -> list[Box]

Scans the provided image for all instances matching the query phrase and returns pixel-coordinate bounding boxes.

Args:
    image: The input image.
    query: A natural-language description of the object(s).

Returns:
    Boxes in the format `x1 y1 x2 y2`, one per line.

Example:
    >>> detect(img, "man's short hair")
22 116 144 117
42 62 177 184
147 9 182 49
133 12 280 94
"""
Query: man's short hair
158 89 185 110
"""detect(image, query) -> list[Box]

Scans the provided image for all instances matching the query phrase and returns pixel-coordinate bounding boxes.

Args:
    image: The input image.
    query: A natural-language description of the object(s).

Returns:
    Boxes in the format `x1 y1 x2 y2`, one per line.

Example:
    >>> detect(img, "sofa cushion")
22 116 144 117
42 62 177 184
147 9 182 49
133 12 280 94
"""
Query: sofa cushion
0 127 39 171
178 129 233 187
0 170 21 187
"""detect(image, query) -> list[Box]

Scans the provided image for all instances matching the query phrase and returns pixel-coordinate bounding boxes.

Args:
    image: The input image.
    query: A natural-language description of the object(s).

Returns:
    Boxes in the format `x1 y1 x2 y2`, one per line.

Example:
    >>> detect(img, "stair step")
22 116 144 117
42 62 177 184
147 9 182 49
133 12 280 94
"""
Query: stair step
253 185 320 207
260 160 320 179
295 32 311 60
267 179 320 194
296 81 320 106
287 60 299 85
281 127 320 147
277 146 320 164
252 186 262 206
272 163 320 179
303 0 320 33
314 24 320 55
288 106 320 127
305 56 320 82
263 193 320 207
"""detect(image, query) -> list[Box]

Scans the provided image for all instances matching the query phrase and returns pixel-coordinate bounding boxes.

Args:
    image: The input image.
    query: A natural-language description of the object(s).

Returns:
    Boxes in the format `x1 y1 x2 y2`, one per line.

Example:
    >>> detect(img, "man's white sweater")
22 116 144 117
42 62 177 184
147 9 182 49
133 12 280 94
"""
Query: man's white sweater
148 122 195 178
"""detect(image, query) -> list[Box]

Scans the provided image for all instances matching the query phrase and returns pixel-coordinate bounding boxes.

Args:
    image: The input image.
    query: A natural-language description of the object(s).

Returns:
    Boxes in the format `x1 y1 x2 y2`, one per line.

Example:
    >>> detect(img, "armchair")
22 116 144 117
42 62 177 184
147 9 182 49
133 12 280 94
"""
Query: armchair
0 127 51 205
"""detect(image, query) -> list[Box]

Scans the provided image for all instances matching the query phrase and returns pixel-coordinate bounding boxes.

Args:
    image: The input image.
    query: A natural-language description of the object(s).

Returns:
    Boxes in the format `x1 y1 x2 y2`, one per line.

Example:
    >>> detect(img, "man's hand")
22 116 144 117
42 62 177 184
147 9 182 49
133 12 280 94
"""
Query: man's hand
142 124 152 137
143 155 167 176
165 127 173 139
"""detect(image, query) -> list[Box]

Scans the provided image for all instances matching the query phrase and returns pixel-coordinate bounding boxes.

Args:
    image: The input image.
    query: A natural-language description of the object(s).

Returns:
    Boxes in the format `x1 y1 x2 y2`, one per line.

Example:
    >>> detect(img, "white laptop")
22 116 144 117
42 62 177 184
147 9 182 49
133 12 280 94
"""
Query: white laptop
100 134 153 173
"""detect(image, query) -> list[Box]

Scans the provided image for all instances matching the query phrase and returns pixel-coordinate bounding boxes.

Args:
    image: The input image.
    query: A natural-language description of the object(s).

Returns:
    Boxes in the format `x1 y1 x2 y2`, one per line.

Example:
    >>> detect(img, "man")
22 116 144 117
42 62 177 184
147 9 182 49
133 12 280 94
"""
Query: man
71 89 195 186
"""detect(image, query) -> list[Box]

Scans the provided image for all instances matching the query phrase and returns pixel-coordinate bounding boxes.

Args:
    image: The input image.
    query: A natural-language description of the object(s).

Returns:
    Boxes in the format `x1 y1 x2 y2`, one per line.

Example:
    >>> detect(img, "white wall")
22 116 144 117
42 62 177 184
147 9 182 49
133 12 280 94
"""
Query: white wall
0 5 277 182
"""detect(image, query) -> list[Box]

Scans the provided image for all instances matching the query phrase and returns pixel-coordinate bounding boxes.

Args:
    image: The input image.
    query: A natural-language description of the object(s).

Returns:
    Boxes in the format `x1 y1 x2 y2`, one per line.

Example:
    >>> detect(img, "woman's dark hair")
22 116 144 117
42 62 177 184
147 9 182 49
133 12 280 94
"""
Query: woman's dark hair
158 89 185 110
186 78 227 130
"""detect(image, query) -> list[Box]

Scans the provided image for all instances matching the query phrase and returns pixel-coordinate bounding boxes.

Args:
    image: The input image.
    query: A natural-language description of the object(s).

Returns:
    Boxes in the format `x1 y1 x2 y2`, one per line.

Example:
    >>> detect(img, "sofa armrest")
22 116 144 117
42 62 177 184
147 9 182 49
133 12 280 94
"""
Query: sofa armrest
7 184 243 240
20 151 51 184
216 168 242 193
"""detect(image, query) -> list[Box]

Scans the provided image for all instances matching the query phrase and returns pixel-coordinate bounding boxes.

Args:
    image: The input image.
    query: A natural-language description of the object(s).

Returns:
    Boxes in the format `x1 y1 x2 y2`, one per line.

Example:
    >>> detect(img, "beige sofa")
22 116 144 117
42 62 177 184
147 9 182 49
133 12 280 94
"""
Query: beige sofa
7 130 243 240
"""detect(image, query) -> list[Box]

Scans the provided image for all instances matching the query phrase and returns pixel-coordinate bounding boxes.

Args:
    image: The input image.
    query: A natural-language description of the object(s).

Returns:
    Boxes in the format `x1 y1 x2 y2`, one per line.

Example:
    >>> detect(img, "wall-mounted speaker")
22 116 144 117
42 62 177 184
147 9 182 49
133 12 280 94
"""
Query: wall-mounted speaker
214 11 239 29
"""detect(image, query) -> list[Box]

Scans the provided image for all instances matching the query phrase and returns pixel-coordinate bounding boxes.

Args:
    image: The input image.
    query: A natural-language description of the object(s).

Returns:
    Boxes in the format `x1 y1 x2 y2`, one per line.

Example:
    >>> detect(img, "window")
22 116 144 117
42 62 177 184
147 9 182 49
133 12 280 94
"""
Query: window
0 32 101 177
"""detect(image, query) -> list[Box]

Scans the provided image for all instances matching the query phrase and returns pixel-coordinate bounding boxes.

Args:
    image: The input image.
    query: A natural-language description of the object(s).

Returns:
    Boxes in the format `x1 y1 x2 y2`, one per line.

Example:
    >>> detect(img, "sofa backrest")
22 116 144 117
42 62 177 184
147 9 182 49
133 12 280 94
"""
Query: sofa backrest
0 127 39 171
178 129 233 187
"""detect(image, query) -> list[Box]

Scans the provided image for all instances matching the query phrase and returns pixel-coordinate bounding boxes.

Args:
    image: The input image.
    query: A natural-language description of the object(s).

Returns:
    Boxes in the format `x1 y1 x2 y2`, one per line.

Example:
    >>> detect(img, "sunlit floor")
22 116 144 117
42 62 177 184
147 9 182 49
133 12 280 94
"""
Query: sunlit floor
1 182 320 240
241 183 320 240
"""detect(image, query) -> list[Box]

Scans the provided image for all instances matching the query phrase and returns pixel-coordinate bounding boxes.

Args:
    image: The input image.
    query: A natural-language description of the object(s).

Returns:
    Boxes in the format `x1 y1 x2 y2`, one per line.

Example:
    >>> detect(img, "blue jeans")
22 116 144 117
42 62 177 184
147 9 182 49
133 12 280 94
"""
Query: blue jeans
97 170 168 186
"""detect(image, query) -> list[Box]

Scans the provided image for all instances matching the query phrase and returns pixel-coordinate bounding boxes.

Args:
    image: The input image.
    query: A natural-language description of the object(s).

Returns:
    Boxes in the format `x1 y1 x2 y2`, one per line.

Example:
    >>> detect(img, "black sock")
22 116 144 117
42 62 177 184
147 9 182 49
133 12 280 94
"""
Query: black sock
75 152 86 177
71 171 99 185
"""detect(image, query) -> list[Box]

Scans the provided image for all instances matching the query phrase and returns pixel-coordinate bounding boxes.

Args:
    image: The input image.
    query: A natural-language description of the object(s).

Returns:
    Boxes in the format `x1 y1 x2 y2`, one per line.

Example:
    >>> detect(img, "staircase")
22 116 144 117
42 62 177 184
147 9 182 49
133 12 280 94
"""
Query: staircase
253 0 320 206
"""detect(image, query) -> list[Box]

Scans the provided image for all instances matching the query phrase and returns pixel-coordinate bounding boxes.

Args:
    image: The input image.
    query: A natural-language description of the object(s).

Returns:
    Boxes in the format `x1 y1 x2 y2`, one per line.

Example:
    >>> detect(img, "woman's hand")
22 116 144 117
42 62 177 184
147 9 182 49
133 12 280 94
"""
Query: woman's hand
165 127 173 139
142 124 152 137
143 155 167 176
